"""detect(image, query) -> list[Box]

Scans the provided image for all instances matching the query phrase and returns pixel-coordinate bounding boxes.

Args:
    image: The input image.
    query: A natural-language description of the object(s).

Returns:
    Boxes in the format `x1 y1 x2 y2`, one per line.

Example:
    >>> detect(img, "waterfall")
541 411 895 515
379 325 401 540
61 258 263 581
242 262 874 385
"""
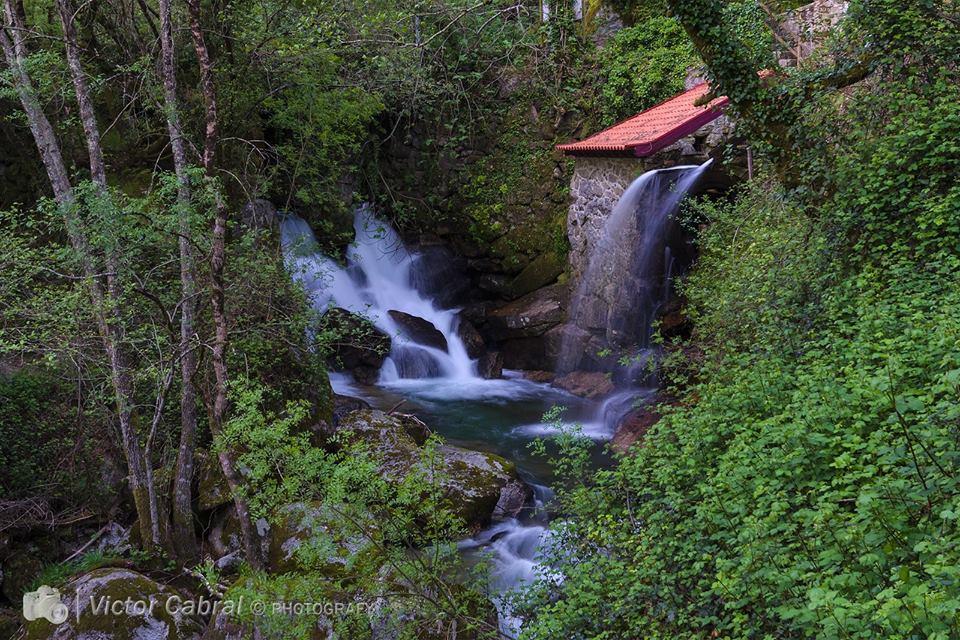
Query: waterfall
559 159 713 373
281 206 480 382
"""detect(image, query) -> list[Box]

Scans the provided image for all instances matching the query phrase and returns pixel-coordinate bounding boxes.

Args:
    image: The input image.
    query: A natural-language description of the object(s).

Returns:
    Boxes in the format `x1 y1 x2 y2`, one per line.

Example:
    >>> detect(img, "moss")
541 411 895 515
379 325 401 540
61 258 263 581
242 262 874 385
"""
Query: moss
23 568 205 640
195 449 232 512
338 410 525 529
506 250 567 298
265 502 375 576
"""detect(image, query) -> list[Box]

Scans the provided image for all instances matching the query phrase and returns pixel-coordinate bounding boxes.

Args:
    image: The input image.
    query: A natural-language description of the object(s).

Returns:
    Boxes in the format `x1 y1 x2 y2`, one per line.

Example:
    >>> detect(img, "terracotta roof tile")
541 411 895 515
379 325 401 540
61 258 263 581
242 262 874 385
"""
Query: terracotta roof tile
556 83 728 157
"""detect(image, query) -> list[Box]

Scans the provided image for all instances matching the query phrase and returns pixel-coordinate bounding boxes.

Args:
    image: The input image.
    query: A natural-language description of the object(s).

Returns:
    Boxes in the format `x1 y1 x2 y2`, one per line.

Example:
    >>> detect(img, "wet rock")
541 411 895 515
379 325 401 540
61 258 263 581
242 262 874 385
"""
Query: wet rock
506 251 566 299
22 568 205 640
323 309 391 385
521 370 555 383
337 410 528 529
612 406 662 453
476 273 512 297
491 480 533 520
485 284 568 341
391 344 443 378
460 301 497 327
409 245 471 308
657 296 691 340
477 351 503 379
388 310 448 352
499 324 565 371
456 318 486 359
433 445 530 530
333 393 371 428
553 371 614 399
553 323 622 373
396 412 432 445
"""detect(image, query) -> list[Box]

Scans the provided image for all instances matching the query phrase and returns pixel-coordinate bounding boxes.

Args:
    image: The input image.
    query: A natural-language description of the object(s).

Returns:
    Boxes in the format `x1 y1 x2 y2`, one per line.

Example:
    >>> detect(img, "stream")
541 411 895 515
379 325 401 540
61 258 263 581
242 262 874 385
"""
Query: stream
280 160 711 636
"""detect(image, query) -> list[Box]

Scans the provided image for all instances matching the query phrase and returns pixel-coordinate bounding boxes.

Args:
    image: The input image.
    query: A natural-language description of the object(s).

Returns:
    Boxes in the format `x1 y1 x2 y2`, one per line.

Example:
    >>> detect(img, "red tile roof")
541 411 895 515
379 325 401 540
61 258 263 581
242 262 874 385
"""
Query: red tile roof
556 83 728 157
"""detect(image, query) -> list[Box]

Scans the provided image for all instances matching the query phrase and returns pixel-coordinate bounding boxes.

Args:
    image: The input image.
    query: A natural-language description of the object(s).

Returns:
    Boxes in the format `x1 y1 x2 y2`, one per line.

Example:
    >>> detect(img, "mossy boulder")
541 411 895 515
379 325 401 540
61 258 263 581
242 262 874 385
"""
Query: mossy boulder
22 568 205 640
430 445 531 529
321 309 391 385
195 450 231 513
266 503 373 575
207 503 370 576
337 409 531 529
505 251 566 299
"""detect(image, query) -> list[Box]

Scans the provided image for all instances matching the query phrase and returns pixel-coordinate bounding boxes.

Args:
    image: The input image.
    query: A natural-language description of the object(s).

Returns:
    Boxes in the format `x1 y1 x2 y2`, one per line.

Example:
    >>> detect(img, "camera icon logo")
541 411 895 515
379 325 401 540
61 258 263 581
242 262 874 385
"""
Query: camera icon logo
23 585 69 625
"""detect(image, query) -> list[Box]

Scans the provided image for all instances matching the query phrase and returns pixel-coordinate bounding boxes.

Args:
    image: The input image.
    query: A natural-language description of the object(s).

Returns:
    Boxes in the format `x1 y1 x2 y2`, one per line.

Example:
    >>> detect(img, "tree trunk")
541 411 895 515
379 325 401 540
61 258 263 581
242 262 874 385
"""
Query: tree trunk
1 2 158 548
156 0 201 564
185 0 264 570
56 0 107 187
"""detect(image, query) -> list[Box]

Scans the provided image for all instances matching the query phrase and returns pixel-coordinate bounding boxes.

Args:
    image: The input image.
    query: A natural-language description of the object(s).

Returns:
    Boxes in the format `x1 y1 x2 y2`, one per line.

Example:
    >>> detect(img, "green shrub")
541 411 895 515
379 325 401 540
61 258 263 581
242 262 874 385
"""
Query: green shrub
597 17 696 124
0 368 111 515
518 4 960 636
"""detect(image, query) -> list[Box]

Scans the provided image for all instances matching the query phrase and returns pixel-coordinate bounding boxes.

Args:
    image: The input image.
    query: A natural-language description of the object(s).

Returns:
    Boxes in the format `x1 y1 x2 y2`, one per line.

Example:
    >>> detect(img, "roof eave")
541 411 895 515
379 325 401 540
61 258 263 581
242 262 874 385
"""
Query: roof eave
632 100 729 158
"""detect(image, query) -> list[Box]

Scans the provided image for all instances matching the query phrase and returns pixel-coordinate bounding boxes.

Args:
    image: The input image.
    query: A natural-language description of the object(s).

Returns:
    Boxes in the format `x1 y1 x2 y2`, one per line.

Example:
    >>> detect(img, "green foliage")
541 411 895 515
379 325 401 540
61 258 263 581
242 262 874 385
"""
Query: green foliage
217 380 498 638
30 551 124 591
597 17 696 124
217 379 322 518
518 3 960 638
0 370 69 498
261 45 382 222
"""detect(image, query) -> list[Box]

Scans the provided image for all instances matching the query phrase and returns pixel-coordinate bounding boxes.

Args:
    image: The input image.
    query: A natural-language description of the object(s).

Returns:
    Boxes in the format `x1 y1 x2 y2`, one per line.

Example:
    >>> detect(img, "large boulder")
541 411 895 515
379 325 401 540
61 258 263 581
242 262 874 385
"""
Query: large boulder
332 393 372 429
388 310 448 351
409 244 472 308
477 351 503 379
322 309 391 385
499 324 565 371
431 446 532 528
266 503 371 575
456 317 501 378
485 284 568 341
553 371 614 399
22 568 205 640
195 449 231 512
337 410 531 529
455 318 486 359
505 251 565 299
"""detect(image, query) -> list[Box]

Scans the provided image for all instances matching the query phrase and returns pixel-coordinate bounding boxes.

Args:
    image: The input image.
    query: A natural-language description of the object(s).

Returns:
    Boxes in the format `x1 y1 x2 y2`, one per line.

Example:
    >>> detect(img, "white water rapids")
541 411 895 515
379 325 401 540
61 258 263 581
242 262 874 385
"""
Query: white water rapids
280 160 712 636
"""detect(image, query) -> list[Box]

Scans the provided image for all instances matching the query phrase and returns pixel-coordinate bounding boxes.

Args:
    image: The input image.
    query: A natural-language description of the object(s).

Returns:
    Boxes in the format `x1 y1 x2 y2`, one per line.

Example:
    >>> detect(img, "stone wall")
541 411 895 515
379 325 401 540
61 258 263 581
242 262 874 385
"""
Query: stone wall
779 0 849 61
565 116 734 280
567 157 638 282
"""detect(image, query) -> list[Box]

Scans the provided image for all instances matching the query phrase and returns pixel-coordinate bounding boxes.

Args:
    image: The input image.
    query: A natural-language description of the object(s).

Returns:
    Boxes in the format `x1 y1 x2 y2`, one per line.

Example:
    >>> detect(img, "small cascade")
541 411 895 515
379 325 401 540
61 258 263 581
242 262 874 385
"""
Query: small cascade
558 160 713 373
459 483 553 638
281 206 480 382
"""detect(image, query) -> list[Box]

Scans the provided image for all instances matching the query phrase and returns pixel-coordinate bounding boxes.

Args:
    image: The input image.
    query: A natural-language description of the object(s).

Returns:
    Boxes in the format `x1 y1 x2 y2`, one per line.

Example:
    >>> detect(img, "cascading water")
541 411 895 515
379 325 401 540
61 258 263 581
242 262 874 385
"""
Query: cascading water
559 159 713 374
278 169 710 637
281 205 480 382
